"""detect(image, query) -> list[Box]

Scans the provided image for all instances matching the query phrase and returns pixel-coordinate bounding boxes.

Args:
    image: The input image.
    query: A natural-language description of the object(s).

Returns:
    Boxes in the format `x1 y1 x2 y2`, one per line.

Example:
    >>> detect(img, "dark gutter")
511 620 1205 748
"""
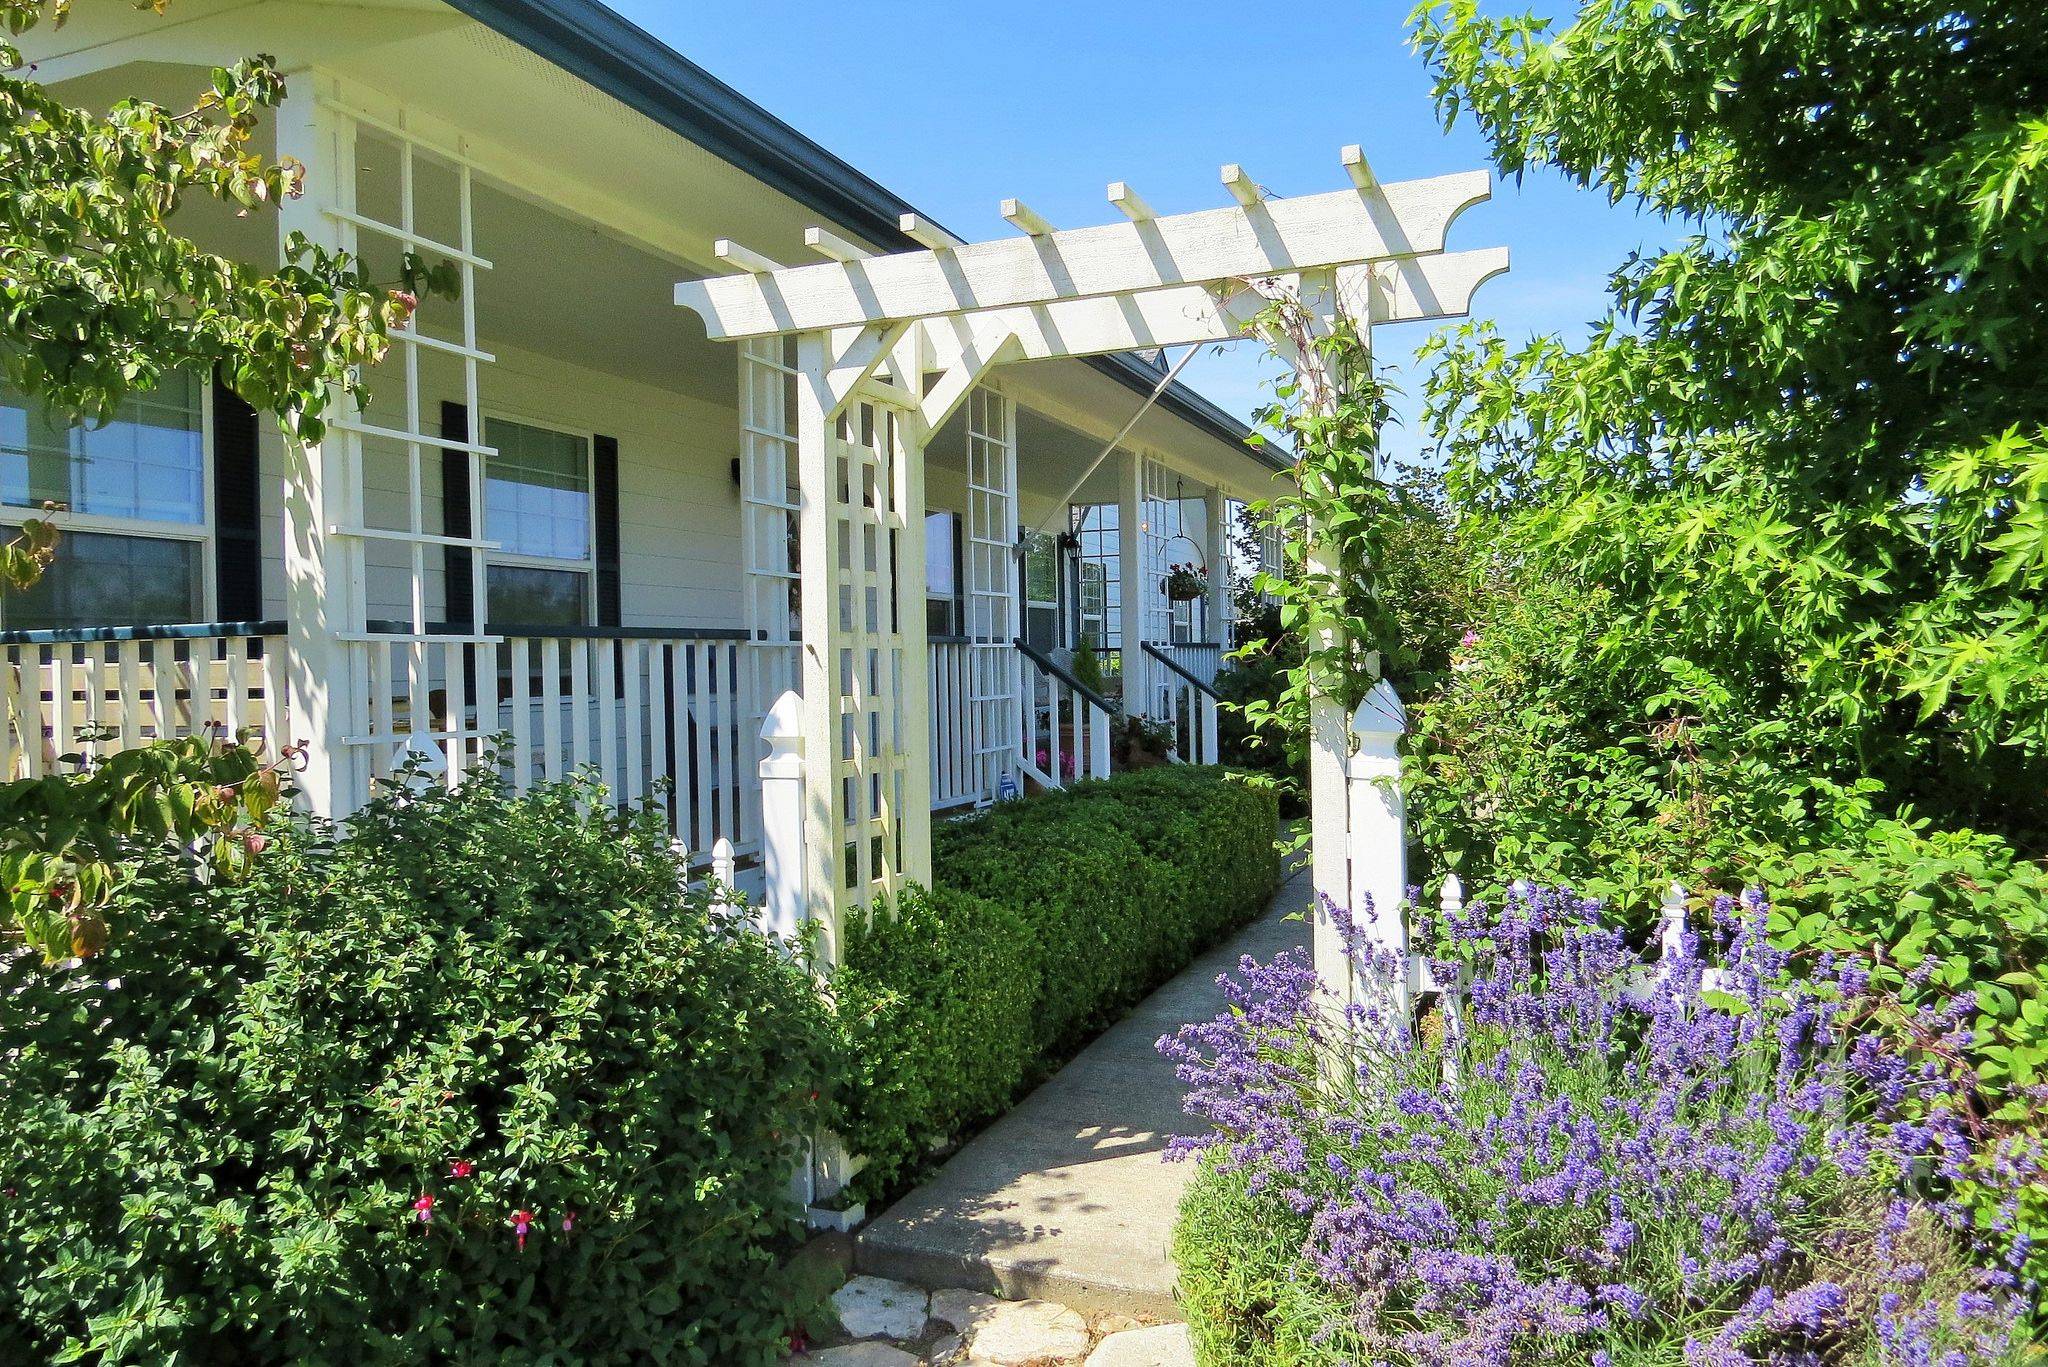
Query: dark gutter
443 0 1292 476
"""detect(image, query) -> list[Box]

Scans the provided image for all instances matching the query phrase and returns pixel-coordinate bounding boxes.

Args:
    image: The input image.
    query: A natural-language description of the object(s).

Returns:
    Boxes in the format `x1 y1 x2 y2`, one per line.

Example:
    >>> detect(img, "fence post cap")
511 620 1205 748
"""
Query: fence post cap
760 689 804 748
1350 676 1406 738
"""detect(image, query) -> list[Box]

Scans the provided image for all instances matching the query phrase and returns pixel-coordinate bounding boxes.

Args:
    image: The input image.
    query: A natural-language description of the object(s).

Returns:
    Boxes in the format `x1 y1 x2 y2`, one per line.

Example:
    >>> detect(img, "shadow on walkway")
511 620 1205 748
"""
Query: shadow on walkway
854 862 1312 1320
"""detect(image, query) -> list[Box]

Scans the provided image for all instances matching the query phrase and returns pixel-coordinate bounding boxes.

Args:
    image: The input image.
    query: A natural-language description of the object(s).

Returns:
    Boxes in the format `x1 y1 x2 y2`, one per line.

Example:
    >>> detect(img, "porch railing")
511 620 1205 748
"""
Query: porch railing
342 626 775 861
1142 640 1222 766
0 621 288 779
928 636 980 809
1016 637 1115 788
1156 641 1225 690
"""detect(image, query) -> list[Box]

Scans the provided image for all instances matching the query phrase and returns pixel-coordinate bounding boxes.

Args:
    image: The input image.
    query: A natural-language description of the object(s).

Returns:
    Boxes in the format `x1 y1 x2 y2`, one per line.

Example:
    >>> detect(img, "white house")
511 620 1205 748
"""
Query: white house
4 0 1508 986
2 1 1289 886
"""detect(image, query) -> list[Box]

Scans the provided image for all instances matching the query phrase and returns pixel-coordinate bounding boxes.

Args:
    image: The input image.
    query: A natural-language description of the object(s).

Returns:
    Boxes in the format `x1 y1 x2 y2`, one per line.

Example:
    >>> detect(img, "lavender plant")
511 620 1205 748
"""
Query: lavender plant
1163 886 2039 1365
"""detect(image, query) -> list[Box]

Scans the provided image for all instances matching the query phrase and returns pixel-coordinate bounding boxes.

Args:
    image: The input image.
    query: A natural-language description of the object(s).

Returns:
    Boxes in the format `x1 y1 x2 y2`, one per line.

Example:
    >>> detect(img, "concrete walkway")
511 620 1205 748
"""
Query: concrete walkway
855 863 1311 1321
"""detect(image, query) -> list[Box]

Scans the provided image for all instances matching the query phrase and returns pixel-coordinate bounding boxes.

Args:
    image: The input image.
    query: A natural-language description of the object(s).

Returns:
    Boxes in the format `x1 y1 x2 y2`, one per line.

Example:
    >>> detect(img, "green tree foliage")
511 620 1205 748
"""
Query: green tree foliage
1411 0 2048 835
1368 0 2048 1289
0 0 441 433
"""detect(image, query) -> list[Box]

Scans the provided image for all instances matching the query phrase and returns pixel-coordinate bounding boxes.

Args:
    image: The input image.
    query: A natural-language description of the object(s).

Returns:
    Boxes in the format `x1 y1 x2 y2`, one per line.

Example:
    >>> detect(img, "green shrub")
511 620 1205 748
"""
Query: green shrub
832 767 1281 1201
1174 1153 1359 1367
836 884 1037 1196
0 774 840 1365
937 767 1280 1053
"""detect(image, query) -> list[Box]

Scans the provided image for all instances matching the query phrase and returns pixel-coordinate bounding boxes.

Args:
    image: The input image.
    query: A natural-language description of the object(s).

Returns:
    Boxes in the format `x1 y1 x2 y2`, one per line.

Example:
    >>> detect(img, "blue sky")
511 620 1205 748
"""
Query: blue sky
610 0 1671 466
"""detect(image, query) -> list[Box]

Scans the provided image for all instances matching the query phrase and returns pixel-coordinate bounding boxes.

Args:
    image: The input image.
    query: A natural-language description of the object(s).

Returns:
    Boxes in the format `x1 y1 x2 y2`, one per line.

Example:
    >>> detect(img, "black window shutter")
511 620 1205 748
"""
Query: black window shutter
593 433 621 627
211 371 263 622
441 402 473 631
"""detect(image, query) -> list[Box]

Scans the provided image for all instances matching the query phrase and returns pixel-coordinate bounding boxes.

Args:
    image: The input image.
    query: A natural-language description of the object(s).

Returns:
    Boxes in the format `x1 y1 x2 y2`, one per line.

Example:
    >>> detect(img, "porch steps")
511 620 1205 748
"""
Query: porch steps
851 865 1312 1320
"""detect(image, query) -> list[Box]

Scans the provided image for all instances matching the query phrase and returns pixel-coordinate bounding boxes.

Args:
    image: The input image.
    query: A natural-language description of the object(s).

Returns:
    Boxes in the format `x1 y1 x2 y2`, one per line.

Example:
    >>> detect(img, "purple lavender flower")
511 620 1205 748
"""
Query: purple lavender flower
1163 882 2036 1364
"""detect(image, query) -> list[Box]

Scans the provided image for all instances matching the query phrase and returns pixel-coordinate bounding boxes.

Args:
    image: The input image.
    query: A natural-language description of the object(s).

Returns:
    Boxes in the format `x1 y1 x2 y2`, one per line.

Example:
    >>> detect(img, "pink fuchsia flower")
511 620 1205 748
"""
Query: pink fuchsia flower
561 1210 576 1233
412 1193 435 1225
448 1159 473 1178
1459 629 1481 648
512 1208 534 1252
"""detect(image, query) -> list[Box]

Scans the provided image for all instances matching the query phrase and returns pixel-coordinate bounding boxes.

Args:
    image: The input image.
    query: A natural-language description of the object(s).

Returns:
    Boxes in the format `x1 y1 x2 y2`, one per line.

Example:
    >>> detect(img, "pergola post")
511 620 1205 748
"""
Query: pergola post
781 324 936 967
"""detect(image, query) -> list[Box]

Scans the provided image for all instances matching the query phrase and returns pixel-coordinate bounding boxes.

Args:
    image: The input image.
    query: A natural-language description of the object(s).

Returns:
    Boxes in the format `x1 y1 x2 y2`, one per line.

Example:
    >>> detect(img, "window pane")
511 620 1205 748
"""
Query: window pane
482 418 590 562
0 372 205 525
3 530 201 630
1023 531 1058 604
924 511 957 598
487 564 588 627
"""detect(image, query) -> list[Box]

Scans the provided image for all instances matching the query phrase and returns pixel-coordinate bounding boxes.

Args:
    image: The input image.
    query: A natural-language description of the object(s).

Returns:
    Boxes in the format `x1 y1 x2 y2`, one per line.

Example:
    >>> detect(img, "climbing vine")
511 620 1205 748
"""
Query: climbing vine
1234 292 1405 760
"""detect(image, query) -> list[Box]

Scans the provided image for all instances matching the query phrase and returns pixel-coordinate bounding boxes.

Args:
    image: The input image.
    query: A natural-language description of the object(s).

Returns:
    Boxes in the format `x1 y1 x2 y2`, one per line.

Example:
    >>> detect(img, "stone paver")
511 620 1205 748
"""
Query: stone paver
928 1288 1003 1334
965 1298 1092 1364
832 1275 930 1341
856 863 1311 1318
801 1345 922 1367
1084 1323 1194 1367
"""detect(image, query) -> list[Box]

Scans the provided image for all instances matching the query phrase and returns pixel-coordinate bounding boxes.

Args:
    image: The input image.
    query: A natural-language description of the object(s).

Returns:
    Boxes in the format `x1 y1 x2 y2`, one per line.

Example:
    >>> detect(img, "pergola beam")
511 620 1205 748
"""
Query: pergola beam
1220 163 1263 207
899 213 964 250
804 224 873 262
676 168 1492 340
895 247 1508 374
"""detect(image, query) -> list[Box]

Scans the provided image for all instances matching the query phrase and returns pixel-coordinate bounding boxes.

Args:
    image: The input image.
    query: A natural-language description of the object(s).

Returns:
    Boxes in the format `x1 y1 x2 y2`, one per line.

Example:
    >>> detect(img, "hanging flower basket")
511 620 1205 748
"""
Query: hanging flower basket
1163 561 1209 602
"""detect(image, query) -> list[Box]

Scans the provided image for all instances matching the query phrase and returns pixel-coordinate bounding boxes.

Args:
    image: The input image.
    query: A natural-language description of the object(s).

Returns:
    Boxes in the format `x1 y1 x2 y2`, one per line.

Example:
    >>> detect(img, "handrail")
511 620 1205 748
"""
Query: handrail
1013 637 1116 717
927 633 973 646
1142 640 1222 699
0 620 285 645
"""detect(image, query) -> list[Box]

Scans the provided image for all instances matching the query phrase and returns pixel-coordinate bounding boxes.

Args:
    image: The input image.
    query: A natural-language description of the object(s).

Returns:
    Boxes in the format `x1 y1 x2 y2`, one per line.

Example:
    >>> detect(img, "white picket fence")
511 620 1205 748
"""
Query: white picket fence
1310 675 1728 1041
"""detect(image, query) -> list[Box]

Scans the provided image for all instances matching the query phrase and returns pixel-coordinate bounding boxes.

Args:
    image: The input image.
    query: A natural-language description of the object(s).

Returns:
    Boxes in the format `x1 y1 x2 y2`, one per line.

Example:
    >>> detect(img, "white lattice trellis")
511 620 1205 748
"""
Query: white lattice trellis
739 336 804 730
821 392 918 921
964 387 1020 803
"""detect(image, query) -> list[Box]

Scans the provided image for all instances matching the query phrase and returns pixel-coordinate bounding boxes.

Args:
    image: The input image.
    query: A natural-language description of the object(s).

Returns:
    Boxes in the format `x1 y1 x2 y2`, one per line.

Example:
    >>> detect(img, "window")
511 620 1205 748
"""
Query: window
0 373 208 629
1022 530 1059 653
925 510 961 637
482 416 591 626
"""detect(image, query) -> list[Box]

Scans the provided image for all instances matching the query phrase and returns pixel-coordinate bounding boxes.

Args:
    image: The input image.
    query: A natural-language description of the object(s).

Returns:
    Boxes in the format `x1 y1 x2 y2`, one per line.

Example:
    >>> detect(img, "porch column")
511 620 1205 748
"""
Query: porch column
1204 486 1230 647
274 88 365 818
1117 447 1145 714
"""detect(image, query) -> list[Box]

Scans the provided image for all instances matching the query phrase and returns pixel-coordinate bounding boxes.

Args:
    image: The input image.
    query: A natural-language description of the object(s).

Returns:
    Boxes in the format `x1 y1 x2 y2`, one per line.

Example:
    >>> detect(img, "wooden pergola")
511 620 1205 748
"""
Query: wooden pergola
672 146 1507 964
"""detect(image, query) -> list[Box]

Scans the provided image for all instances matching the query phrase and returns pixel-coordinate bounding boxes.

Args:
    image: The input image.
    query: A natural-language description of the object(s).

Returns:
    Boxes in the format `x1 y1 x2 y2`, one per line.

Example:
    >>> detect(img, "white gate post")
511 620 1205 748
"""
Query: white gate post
1348 678 1409 1023
758 689 810 949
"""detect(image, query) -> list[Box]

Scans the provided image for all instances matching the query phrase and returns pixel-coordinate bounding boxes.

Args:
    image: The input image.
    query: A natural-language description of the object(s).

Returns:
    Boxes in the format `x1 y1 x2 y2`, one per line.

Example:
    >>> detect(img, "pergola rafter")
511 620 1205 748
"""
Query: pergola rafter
676 163 1493 342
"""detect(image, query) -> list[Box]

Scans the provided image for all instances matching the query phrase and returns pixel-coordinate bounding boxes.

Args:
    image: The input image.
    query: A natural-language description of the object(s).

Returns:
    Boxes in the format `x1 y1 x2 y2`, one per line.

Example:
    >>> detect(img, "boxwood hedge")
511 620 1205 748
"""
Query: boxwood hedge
839 766 1280 1199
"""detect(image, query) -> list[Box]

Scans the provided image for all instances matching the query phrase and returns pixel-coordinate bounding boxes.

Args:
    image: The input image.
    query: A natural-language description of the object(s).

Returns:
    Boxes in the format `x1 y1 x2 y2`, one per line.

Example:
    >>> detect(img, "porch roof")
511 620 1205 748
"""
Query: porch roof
438 0 1293 475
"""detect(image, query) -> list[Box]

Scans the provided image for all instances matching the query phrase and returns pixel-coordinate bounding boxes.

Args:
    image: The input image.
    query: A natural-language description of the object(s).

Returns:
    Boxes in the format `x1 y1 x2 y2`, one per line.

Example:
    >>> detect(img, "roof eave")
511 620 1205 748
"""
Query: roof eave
444 0 1289 476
